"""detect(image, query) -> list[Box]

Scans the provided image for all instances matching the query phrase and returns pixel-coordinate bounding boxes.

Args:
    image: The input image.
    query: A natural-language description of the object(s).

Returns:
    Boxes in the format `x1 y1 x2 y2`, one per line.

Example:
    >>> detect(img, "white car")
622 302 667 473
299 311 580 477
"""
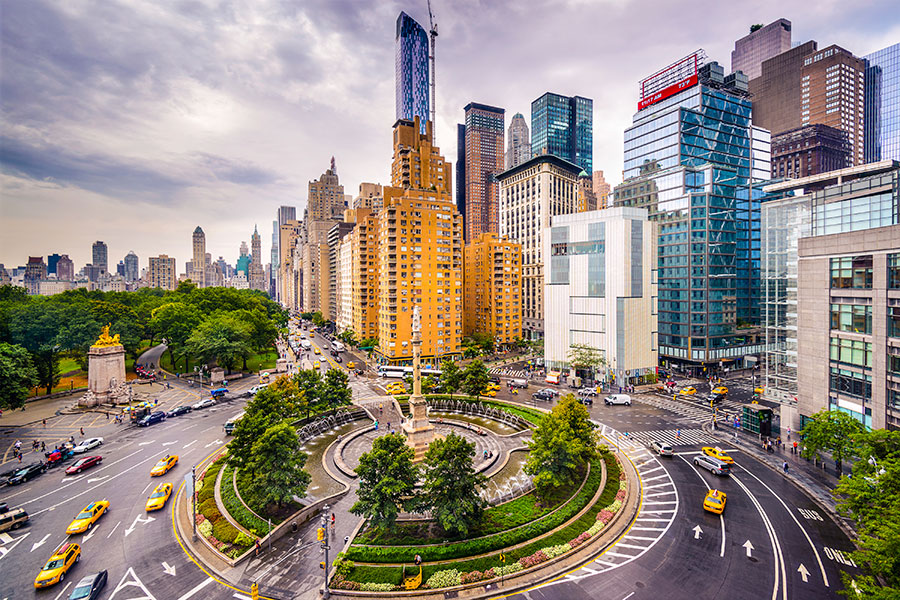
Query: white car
192 398 216 410
248 384 268 395
72 437 104 454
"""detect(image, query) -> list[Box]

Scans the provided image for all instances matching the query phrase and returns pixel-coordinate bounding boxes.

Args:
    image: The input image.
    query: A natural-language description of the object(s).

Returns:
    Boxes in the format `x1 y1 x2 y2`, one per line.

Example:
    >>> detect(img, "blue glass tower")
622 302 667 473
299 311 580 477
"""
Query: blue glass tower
864 43 900 163
531 93 592 173
395 12 430 133
614 56 771 372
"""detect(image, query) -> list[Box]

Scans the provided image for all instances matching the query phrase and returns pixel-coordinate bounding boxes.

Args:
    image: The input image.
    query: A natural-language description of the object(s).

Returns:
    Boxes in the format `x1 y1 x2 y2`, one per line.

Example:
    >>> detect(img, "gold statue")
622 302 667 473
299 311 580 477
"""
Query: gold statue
92 324 122 348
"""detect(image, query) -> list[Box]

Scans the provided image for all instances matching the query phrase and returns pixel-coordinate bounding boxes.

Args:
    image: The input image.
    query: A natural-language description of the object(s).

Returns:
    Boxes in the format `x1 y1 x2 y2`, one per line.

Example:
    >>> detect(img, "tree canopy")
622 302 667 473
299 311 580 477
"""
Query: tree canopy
799 409 866 476
243 421 311 508
461 359 490 397
422 432 486 537
351 433 421 531
0 342 39 409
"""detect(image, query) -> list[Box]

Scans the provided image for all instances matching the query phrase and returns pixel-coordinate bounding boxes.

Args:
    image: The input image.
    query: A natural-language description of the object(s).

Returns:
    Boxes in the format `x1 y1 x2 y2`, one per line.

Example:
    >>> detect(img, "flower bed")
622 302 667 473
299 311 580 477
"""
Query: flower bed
195 456 254 559
220 463 268 536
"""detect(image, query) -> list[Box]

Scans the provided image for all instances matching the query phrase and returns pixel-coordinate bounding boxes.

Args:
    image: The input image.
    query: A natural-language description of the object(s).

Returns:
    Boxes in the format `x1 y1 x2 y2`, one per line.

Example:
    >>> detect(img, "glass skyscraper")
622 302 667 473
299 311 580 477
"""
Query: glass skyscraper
531 93 592 173
395 12 429 133
614 56 771 372
864 43 900 163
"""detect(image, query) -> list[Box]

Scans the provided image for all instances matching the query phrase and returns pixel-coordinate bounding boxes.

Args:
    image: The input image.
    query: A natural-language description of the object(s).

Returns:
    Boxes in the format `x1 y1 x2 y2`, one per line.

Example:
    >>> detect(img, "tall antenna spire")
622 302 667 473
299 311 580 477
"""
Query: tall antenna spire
330 156 336 175
426 0 438 141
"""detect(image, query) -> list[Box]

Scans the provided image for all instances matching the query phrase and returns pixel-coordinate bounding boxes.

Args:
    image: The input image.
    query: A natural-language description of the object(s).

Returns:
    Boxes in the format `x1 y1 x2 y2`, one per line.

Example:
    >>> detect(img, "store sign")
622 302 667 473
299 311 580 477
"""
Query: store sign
638 74 698 110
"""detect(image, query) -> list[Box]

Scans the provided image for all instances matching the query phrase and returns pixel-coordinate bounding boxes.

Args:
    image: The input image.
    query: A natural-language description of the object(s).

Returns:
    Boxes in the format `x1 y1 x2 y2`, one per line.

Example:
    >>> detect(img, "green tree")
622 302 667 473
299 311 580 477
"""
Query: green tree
243 422 311 508
567 344 606 378
56 307 102 371
150 302 202 372
799 409 866 476
311 311 325 327
228 409 275 471
351 433 421 531
338 329 357 347
8 302 66 395
321 368 352 409
185 313 252 373
461 359 490 397
525 394 599 500
293 369 322 416
359 337 378 350
440 359 461 398
421 375 436 394
422 432 486 537
0 342 39 409
233 307 278 358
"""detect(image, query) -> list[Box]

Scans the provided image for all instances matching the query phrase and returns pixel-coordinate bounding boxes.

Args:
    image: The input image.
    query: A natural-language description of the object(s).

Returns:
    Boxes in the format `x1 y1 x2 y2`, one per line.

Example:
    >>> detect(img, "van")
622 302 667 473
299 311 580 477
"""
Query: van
693 454 731 476
210 388 228 399
510 378 529 389
300 340 312 351
0 508 29 532
604 394 632 406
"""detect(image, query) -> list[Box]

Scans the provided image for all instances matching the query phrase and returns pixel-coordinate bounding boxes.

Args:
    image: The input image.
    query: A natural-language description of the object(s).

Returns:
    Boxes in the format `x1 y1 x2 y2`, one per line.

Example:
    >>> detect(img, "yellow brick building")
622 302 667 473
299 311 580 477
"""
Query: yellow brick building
463 233 522 345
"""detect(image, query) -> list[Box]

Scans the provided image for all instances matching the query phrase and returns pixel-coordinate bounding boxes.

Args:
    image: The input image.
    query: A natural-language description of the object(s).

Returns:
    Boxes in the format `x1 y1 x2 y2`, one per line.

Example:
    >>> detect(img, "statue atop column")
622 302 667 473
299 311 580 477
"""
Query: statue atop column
412 306 421 335
402 304 436 461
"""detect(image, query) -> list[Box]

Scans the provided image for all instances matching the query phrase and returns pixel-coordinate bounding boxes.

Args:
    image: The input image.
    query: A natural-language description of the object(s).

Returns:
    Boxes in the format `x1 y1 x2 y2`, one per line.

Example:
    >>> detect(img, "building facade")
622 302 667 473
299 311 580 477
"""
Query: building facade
463 233 522 345
148 255 177 290
395 11 430 132
353 183 384 212
771 124 851 179
249 226 266 291
506 112 530 169
864 43 900 163
531 92 592 173
731 19 792 81
544 207 658 387
24 256 46 295
349 209 379 342
463 102 505 242
456 123 466 223
92 241 108 275
497 154 581 338
279 220 302 311
56 255 74 282
592 170 611 210
191 226 206 287
577 170 597 213
750 41 819 138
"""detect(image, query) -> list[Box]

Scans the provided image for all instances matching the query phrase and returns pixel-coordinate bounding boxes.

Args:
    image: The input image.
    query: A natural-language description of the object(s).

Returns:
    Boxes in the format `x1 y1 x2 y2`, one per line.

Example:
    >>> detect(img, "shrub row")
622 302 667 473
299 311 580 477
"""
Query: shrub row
194 456 253 557
424 395 544 426
219 464 268 536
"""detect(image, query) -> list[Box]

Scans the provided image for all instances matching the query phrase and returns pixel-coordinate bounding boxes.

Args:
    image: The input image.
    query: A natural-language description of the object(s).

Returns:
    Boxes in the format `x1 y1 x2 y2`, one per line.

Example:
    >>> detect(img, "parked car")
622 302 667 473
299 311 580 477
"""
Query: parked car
650 440 674 456
137 411 166 427
604 394 632 406
166 405 192 418
0 508 29 532
72 438 103 454
8 462 47 485
65 456 102 475
532 389 556 402
67 571 108 600
192 397 216 410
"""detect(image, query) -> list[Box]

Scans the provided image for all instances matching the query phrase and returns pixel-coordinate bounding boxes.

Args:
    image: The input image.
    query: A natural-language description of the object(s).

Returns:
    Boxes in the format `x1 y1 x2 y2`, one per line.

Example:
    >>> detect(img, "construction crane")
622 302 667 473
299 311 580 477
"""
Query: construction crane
426 0 438 137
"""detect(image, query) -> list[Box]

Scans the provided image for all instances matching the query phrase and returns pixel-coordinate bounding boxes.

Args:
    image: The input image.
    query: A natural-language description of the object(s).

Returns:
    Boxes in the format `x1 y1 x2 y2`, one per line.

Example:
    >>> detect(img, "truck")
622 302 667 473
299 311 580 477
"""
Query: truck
331 341 345 353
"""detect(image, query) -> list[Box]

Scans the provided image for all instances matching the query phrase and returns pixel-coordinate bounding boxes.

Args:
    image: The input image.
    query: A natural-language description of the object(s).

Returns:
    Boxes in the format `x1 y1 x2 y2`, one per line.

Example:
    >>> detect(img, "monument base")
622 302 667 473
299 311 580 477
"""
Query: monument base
402 395 438 462
81 343 129 407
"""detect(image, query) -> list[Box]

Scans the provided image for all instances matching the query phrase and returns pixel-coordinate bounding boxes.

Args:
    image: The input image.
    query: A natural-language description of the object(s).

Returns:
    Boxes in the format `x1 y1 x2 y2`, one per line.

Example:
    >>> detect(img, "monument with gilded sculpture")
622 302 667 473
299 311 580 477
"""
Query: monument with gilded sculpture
79 324 131 407
401 306 439 461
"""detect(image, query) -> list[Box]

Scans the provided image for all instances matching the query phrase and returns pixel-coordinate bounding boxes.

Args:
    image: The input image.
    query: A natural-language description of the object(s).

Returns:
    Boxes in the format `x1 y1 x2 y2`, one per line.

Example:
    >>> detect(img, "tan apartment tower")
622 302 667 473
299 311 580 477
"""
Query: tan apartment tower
463 233 522 346
191 226 206 287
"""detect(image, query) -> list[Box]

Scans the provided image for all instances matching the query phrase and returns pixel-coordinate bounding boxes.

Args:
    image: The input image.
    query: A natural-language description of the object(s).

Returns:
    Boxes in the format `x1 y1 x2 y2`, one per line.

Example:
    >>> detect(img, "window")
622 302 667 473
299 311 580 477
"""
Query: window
889 254 900 289
830 304 872 334
830 367 871 399
830 256 873 289
830 337 872 367
889 307 900 338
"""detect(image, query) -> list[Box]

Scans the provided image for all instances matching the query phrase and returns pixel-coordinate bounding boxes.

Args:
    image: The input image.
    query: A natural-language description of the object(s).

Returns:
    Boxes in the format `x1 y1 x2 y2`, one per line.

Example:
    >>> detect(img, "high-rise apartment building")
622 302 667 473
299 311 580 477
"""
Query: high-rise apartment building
327 222 354 322
308 161 346 221
463 102 505 242
506 112 530 169
731 19 792 80
92 241 108 275
237 242 250 277
148 255 177 290
24 257 46 295
614 52 771 372
348 209 379 342
395 12 430 133
750 41 818 137
864 43 900 163
592 170 611 209
801 45 867 165
124 251 139 282
279 220 302 311
497 155 581 339
463 233 521 345
302 162 346 313
273 206 297 301
531 92 592 173
191 226 206 287
249 226 266 291
771 124 850 179
337 234 354 331
56 255 74 281
456 123 466 221
353 183 384 212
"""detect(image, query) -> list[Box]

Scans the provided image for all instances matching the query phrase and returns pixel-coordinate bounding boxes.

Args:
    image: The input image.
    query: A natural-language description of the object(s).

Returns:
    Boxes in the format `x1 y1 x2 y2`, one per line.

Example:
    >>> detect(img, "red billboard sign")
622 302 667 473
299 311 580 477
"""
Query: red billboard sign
637 73 698 110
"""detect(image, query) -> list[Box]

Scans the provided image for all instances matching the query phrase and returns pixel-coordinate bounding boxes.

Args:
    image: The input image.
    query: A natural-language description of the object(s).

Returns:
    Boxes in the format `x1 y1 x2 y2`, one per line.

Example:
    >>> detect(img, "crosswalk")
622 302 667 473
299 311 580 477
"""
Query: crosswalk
488 367 531 378
635 394 743 424
621 428 719 448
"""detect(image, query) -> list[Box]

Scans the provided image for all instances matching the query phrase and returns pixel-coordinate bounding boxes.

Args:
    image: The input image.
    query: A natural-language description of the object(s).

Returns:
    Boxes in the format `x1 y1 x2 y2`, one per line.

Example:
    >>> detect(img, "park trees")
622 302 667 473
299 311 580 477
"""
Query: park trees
799 409 866 476
567 344 606 379
440 359 461 397
525 394 598 500
243 422 311 508
293 369 322 416
461 359 490 398
150 302 203 372
321 368 352 409
422 432 486 537
0 342 39 409
7 302 67 395
351 433 421 531
185 313 252 373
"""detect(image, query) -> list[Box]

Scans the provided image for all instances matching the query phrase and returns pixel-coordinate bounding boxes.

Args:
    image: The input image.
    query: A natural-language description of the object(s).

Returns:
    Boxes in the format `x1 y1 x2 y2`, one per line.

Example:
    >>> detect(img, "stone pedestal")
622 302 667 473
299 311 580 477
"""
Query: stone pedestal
210 368 226 385
81 344 128 407
402 318 437 461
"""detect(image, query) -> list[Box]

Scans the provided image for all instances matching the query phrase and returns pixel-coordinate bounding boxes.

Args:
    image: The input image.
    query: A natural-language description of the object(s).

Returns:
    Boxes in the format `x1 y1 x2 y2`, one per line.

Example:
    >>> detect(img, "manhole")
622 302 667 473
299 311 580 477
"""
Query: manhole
635 581 646 588
749 557 759 563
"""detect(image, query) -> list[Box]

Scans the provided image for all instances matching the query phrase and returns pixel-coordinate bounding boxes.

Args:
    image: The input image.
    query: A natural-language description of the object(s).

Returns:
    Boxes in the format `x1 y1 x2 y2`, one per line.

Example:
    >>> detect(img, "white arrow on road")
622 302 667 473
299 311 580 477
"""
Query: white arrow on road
86 475 109 484
798 564 810 583
204 439 223 448
693 525 703 540
0 532 30 562
138 440 156 446
30 533 51 553
82 526 99 543
162 561 176 576
743 540 755 558
124 514 155 537
162 441 177 446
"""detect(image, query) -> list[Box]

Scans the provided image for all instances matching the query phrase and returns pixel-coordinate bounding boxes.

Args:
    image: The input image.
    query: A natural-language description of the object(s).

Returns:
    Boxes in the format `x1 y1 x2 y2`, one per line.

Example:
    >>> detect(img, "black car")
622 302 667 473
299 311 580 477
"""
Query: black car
708 392 727 405
68 571 108 600
532 389 556 402
7 462 46 485
488 375 501 384
138 411 167 427
166 405 192 418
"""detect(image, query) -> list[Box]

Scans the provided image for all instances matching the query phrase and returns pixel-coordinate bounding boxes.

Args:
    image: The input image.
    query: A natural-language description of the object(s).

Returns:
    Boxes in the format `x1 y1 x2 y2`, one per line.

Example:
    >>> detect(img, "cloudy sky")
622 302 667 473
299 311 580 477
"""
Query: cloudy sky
1 0 898 273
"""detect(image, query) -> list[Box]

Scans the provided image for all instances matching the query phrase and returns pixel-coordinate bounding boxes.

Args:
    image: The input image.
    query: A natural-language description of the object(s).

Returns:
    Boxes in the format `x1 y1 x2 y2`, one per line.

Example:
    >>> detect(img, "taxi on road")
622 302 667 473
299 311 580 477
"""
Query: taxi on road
314 360 321 369
481 389 497 397
703 489 727 514
386 382 406 392
754 386 765 395
702 446 734 464
150 455 179 476
65 501 109 534
34 542 80 588
486 382 502 391
712 386 728 395
680 386 697 395
348 361 355 369
314 347 321 355
145 483 173 511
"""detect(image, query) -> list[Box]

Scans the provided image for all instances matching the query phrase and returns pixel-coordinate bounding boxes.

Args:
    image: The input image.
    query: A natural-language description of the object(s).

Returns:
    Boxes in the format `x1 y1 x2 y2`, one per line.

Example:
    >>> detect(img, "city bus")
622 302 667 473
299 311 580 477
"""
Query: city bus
377 366 442 379
224 411 245 435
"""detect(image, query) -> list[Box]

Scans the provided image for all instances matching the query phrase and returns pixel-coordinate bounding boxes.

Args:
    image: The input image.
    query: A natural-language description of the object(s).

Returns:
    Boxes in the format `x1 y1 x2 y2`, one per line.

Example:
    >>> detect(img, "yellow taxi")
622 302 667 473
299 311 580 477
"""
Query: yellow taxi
754 386 765 395
386 382 405 392
34 543 80 588
702 446 735 464
314 347 321 355
65 501 110 534
481 389 497 397
486 382 502 391
712 386 729 395
348 362 355 369
703 489 727 514
680 386 697 395
145 482 173 511
314 360 321 369
150 454 179 476
389 387 408 396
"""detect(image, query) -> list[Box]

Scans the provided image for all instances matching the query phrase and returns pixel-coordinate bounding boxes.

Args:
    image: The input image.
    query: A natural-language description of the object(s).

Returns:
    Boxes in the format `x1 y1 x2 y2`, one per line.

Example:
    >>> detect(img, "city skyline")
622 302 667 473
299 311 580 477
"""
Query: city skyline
1 1 898 269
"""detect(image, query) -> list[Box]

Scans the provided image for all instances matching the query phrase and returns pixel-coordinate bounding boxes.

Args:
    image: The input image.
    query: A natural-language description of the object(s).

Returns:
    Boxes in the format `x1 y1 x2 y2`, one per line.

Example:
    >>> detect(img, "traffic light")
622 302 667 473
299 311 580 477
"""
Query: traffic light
317 527 325 542
320 561 326 569
250 583 259 600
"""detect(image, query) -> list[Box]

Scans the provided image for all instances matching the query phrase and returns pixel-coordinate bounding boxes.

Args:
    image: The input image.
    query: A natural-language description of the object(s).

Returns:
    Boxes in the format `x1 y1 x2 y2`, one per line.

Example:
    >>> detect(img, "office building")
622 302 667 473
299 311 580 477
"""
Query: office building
731 19 792 80
463 102 505 241
124 251 139 282
191 227 206 287
463 233 522 345
236 242 250 277
395 11 430 133
353 183 384 212
24 257 46 295
249 226 266 291
614 52 770 372
497 154 581 338
864 43 900 162
47 254 61 275
456 123 466 221
308 159 346 221
56 255 74 281
506 112 531 169
92 241 108 275
544 207 658 387
749 41 818 137
771 124 850 179
148 255 178 290
593 170 611 210
303 161 346 313
116 261 126 277
577 170 597 213
531 92 593 173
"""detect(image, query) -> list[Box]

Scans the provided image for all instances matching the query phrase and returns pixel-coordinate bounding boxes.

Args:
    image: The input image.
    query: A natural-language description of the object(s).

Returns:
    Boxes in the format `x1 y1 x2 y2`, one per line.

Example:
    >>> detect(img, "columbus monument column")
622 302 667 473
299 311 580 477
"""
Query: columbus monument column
402 306 437 461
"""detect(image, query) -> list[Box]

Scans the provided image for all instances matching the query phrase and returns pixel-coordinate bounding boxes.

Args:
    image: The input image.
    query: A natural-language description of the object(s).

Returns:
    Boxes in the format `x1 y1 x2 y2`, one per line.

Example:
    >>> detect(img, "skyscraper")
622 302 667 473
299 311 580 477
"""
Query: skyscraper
124 251 139 282
506 112 531 169
92 241 108 275
731 19 792 80
395 11 430 133
531 92 592 173
456 123 466 221
56 255 74 281
192 227 206 287
750 41 818 136
149 255 177 290
592 170 611 209
307 161 345 221
463 102 505 241
47 253 61 275
864 42 900 162
250 225 266 291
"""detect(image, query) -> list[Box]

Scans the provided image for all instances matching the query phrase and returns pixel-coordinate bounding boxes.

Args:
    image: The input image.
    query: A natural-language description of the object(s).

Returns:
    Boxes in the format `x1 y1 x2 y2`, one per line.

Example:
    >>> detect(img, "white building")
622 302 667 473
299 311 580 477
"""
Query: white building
228 273 250 289
39 277 72 296
543 207 658 387
497 155 581 339
337 236 353 331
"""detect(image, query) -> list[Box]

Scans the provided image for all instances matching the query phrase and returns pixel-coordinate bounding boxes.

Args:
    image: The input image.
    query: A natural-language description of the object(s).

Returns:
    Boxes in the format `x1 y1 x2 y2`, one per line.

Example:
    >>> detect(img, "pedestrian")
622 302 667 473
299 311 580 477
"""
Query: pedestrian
676 429 681 439
41 441 46 452
80 427 84 436
42 418 46 427
255 539 261 556
783 461 789 475
733 431 738 442
793 441 798 454
374 420 379 431
17 452 22 463
331 513 335 530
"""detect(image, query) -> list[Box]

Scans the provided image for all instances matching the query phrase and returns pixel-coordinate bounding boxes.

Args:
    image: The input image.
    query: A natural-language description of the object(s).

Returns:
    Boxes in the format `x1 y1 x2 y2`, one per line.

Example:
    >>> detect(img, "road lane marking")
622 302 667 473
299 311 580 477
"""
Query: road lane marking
109 566 157 600
138 440 156 446
0 485 33 501
106 521 121 538
183 440 198 449
30 533 52 552
0 532 30 563
733 473 786 600
177 577 213 600
51 581 72 600
142 481 155 494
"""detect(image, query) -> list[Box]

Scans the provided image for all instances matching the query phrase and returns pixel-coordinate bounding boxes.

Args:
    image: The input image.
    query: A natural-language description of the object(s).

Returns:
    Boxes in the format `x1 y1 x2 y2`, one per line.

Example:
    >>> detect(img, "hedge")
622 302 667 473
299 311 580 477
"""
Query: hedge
220 464 268 536
395 395 543 427
194 456 252 556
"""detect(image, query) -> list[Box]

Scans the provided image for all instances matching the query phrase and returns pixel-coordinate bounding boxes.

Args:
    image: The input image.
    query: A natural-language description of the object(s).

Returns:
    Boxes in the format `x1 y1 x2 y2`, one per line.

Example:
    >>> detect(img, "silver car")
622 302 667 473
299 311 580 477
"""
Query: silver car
650 440 674 456
73 437 104 454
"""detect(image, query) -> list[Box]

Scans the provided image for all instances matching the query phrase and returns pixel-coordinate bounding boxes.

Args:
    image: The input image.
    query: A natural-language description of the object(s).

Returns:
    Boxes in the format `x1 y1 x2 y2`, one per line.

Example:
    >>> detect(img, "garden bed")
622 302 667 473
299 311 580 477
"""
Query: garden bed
195 456 255 559
220 463 269 536
394 395 544 427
